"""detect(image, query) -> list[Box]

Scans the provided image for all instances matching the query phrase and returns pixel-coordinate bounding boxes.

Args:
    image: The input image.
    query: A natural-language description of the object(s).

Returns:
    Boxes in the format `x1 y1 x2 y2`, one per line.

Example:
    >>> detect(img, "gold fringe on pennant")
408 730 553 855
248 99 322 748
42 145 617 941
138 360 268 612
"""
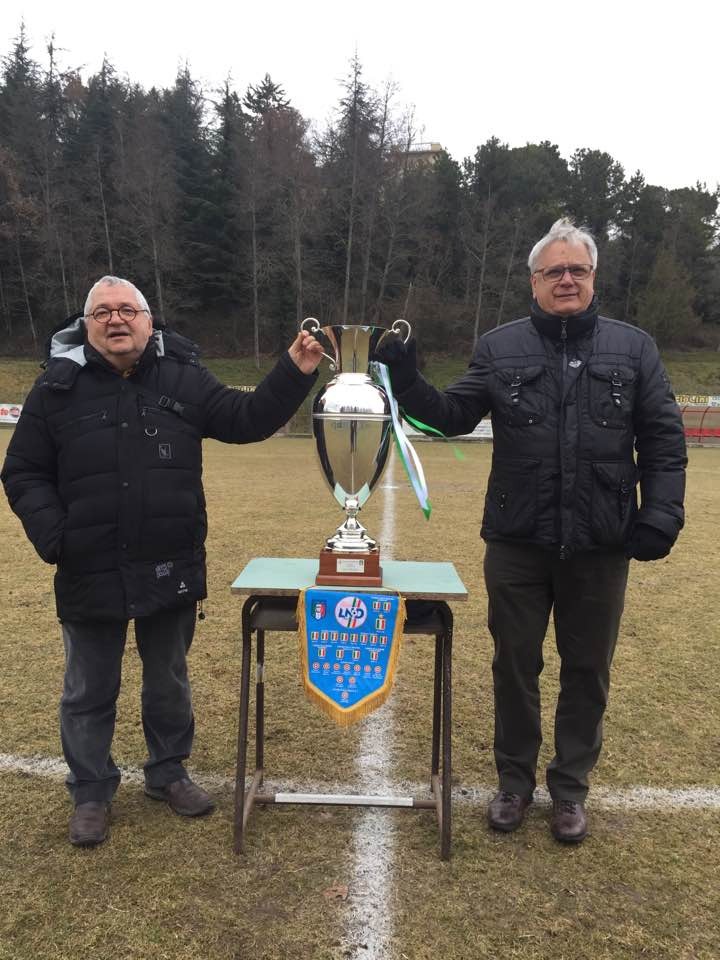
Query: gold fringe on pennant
296 589 406 727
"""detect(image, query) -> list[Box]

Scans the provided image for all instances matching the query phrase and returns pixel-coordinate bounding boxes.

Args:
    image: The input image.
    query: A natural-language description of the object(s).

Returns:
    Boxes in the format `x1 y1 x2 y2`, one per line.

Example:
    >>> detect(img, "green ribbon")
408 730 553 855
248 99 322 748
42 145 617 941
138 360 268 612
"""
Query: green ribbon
401 414 467 461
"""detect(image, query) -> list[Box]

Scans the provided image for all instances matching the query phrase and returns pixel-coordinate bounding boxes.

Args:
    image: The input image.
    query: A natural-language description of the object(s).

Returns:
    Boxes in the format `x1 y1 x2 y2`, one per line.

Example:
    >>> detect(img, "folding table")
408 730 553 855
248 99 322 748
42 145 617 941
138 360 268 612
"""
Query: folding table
231 557 467 860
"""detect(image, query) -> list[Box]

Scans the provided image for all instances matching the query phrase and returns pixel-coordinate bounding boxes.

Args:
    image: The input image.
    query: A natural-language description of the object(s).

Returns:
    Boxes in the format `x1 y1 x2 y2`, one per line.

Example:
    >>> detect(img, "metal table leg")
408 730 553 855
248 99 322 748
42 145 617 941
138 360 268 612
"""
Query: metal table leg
233 594 261 853
233 595 454 860
439 602 453 861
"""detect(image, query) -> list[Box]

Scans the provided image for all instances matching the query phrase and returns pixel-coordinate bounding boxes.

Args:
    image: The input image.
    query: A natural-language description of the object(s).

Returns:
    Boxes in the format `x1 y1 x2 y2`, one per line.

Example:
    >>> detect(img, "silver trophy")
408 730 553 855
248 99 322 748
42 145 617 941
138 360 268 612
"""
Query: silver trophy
302 318 410 586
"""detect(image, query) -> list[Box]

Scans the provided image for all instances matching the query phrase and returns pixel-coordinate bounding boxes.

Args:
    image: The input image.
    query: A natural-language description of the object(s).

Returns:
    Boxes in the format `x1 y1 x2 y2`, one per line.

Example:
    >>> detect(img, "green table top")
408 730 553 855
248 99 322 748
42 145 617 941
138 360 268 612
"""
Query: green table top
231 557 468 600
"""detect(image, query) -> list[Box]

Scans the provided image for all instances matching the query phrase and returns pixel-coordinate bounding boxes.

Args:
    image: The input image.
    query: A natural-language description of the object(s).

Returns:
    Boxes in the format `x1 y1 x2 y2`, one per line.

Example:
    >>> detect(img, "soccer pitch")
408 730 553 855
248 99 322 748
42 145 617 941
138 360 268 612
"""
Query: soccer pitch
0 435 718 960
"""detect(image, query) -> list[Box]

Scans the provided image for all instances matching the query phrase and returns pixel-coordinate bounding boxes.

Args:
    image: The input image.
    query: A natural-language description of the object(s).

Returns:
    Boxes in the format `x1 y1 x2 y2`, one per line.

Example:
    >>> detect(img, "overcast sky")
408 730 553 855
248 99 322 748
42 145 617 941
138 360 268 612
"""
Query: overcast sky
2 0 717 191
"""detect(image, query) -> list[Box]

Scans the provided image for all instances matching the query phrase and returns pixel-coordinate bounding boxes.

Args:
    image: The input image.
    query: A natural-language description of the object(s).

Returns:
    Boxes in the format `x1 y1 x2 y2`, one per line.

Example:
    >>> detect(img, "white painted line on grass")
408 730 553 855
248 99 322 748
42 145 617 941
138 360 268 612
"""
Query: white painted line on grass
338 451 399 960
0 752 230 792
2 753 720 809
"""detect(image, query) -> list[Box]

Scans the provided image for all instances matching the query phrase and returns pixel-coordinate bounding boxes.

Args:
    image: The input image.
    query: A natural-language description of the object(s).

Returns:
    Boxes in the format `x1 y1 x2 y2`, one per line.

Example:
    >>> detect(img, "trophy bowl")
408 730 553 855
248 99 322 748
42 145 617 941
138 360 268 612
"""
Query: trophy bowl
302 318 410 586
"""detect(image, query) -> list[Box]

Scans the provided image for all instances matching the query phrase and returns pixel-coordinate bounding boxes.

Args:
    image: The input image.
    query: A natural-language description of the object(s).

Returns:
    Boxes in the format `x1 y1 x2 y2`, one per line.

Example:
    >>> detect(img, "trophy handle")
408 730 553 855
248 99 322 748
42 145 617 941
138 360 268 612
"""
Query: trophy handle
301 317 337 369
391 318 411 343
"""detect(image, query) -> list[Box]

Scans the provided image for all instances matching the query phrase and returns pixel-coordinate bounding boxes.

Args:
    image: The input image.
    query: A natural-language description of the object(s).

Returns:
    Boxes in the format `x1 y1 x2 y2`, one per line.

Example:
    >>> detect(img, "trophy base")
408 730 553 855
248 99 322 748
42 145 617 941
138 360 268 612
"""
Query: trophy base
316 547 382 587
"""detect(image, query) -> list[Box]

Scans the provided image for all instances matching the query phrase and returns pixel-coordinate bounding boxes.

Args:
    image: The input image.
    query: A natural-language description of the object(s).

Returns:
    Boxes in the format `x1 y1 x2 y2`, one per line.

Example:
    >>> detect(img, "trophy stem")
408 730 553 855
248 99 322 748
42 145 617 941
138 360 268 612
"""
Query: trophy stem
317 496 382 587
325 497 377 553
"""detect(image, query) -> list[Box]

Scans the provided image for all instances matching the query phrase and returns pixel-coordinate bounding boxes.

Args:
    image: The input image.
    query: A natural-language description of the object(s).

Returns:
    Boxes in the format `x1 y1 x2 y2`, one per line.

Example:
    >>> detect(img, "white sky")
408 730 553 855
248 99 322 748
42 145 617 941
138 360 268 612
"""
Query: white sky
2 0 718 191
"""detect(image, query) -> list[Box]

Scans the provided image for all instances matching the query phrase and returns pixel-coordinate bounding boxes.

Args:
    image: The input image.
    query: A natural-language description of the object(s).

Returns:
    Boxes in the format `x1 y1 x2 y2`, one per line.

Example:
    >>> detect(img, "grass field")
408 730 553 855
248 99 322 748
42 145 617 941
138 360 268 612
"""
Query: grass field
0 434 718 960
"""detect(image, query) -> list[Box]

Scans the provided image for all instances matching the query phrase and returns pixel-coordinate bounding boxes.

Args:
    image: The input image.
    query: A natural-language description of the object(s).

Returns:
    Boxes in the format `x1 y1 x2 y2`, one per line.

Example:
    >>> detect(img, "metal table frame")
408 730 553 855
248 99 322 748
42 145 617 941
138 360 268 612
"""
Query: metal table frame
231 558 467 861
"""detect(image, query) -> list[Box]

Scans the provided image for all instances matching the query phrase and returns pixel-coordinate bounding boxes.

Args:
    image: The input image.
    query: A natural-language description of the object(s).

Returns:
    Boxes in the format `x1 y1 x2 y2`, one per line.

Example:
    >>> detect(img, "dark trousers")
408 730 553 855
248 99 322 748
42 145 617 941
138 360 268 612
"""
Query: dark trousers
483 541 629 802
60 603 197 804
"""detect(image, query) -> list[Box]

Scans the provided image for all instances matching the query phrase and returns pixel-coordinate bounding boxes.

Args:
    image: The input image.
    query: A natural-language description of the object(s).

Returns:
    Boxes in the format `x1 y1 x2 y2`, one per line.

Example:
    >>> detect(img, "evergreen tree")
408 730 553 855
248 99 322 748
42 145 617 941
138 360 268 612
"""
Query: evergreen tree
635 248 700 347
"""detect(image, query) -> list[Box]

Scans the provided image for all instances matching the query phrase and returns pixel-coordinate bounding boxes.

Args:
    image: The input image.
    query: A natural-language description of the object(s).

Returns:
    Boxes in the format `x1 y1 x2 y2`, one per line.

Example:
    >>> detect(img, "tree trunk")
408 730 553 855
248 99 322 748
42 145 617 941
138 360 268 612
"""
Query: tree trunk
472 190 492 348
66 204 79 309
251 199 260 369
624 234 638 321
56 227 71 316
96 146 113 273
342 72 363 325
464 257 472 305
402 280 413 321
150 228 165 326
15 229 37 345
359 89 391 322
343 141 359 325
472 228 489 347
372 129 411 324
373 219 398 322
0 264 11 336
496 219 520 327
293 207 304 327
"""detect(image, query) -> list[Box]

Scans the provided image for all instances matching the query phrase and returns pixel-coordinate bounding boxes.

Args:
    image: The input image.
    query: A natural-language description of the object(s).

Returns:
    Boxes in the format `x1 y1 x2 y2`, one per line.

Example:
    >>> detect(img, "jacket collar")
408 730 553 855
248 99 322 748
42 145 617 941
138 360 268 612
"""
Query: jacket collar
530 296 598 341
84 337 158 376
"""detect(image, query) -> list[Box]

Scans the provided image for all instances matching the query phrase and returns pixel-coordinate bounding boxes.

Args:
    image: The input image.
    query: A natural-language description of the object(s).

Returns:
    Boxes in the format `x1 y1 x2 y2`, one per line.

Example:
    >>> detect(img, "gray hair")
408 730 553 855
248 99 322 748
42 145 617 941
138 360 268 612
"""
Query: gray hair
528 218 598 272
83 276 151 318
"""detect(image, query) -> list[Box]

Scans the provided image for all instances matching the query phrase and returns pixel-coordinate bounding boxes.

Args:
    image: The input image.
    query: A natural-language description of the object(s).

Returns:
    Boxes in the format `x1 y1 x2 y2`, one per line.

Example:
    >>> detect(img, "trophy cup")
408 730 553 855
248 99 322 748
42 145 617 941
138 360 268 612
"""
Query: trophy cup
301 318 411 587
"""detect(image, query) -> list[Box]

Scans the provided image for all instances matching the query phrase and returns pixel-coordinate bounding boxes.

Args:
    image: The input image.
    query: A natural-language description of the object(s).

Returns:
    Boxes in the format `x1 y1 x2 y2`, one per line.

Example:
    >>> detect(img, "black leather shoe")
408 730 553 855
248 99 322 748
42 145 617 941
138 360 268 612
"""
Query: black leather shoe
550 800 588 843
145 777 215 816
487 790 532 832
69 801 110 847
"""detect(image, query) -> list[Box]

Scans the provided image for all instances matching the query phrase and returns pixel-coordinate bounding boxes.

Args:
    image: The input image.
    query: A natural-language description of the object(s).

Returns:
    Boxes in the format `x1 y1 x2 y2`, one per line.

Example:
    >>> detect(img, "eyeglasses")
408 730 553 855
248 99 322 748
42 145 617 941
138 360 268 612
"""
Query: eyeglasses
533 264 594 283
86 306 149 323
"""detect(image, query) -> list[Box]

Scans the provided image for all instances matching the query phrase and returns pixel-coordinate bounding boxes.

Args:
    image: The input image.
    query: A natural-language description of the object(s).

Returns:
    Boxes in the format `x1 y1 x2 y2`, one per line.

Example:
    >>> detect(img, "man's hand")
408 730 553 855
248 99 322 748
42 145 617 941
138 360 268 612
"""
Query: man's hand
625 523 673 561
288 330 324 374
373 333 418 393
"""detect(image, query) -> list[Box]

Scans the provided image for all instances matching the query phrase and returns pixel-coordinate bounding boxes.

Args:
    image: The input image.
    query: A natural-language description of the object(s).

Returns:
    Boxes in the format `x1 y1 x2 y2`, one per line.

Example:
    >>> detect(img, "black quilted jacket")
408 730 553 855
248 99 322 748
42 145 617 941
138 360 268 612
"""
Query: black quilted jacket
397 302 686 556
2 318 317 621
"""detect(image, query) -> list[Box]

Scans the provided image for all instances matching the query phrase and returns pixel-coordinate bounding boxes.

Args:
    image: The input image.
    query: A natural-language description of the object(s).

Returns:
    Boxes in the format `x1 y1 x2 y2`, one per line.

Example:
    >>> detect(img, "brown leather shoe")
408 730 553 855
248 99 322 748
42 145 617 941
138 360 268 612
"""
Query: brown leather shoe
487 790 532 832
550 799 587 844
69 801 110 847
145 777 215 816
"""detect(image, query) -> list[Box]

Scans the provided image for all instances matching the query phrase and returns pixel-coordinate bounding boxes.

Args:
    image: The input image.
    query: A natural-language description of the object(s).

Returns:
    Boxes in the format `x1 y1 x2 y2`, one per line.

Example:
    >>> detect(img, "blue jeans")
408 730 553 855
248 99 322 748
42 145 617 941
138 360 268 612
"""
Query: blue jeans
60 604 196 804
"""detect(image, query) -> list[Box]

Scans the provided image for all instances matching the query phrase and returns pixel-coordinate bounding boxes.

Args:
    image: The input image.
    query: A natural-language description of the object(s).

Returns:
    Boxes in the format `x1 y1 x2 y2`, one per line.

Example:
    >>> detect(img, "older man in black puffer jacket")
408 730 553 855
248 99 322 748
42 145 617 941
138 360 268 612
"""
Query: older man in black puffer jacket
375 219 686 844
2 275 323 847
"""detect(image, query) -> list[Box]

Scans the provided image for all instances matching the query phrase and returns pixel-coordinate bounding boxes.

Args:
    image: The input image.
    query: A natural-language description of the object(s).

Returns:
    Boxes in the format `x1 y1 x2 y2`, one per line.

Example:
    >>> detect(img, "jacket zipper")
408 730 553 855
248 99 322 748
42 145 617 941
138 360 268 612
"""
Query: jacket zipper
559 319 568 560
56 409 108 431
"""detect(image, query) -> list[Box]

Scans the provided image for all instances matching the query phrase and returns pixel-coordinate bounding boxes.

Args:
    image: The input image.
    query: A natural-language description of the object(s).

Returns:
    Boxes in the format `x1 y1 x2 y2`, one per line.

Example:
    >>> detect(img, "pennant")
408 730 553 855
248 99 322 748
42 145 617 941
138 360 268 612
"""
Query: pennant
297 587 406 726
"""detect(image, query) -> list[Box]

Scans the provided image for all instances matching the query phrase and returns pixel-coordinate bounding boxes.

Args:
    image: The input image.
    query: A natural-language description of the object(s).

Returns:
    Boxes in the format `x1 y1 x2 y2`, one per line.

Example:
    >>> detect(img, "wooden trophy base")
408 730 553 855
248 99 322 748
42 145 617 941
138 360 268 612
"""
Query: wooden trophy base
316 547 383 587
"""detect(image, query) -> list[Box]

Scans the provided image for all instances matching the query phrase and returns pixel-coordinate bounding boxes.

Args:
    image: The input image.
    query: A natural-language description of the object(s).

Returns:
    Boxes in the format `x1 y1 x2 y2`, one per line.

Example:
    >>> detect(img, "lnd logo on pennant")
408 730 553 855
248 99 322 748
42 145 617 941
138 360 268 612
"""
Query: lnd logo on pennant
334 596 367 630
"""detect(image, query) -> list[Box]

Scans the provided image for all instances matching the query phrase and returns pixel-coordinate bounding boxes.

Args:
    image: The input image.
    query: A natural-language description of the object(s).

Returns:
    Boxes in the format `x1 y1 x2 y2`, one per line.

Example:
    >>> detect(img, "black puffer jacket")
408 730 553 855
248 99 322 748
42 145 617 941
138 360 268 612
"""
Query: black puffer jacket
2 318 317 621
398 301 686 555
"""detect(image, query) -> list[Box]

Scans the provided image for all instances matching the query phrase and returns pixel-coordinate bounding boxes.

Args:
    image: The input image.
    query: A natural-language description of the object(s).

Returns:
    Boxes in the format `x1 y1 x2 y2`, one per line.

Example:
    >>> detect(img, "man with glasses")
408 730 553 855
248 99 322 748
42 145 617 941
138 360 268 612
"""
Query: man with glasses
2 275 323 847
375 219 686 843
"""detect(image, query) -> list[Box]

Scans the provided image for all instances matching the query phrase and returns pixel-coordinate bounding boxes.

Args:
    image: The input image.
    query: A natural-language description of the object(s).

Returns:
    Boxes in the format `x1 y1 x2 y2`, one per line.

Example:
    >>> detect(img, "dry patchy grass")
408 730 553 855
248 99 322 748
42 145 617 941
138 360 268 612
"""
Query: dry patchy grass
0 435 718 960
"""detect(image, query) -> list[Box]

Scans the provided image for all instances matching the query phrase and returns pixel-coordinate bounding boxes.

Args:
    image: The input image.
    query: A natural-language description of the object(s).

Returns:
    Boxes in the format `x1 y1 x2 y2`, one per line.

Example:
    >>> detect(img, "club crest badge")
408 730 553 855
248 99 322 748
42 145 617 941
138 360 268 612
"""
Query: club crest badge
312 601 326 620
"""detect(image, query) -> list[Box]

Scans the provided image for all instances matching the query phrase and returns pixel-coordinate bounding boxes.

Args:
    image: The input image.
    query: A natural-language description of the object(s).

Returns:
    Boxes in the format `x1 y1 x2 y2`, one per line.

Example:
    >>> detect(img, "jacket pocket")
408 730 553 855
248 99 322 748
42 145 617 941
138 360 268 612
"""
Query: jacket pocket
493 365 546 426
54 408 108 433
590 461 639 545
587 362 637 429
483 458 540 538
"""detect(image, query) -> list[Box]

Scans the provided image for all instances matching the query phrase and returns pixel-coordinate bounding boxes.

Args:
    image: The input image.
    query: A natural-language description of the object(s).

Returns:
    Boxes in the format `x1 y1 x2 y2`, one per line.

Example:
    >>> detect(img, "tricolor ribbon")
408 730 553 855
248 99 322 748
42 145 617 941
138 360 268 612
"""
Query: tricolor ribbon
372 361 432 520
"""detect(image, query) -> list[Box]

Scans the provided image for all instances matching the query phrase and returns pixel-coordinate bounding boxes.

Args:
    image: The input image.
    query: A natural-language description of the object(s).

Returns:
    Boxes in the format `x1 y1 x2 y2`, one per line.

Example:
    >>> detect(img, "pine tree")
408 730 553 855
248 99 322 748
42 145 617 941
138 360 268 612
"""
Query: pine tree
635 248 699 347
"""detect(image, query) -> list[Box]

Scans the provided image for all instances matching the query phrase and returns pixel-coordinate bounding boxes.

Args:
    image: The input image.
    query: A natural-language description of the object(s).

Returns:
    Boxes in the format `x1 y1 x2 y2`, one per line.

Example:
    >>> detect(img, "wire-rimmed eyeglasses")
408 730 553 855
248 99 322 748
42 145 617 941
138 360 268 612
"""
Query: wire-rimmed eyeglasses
533 264 594 283
85 306 149 323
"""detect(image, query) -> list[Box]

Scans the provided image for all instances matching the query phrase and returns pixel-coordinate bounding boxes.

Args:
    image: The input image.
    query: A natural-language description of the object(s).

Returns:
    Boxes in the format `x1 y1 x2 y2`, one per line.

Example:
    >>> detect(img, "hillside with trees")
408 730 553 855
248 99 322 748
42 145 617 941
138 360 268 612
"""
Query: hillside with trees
1 30 718 361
